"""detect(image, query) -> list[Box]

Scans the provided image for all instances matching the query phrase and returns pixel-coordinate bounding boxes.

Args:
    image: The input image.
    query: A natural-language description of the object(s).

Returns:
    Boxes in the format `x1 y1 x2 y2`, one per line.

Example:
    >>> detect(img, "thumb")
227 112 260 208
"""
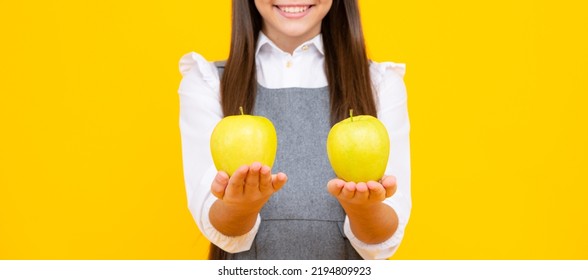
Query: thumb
327 178 345 196
271 172 288 191
381 175 397 198
210 171 229 199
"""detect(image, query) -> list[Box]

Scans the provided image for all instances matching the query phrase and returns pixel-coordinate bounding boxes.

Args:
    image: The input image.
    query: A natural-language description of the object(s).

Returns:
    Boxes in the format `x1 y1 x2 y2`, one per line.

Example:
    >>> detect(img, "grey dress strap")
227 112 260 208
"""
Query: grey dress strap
214 61 226 77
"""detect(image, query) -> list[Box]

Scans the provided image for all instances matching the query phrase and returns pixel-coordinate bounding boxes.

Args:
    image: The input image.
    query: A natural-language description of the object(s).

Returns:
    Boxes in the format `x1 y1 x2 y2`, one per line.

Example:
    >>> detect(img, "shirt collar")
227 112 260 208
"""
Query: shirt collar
256 32 325 56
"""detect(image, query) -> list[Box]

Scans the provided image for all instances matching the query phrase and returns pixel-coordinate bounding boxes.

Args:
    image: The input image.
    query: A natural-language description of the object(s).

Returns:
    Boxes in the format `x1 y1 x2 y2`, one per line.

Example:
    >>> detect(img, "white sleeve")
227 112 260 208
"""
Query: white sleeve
178 52 261 253
343 62 412 260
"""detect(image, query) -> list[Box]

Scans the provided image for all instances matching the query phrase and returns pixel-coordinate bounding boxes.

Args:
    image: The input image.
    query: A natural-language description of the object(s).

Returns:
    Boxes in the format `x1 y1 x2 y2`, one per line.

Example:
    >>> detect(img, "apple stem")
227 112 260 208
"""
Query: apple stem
350 109 354 122
239 106 244 115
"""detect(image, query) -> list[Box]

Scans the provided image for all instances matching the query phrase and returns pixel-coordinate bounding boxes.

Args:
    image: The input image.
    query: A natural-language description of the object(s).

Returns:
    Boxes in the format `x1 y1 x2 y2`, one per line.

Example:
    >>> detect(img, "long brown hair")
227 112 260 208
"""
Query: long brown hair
221 0 376 125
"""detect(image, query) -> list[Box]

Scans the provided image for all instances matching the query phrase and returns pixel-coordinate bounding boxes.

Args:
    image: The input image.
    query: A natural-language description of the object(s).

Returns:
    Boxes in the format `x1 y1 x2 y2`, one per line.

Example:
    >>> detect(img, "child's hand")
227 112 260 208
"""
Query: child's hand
327 176 397 207
327 176 399 244
210 162 287 214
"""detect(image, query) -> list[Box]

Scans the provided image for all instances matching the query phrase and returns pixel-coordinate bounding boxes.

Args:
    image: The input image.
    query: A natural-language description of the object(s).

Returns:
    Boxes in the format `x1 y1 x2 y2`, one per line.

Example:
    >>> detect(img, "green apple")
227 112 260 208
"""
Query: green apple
326 110 390 182
210 107 277 176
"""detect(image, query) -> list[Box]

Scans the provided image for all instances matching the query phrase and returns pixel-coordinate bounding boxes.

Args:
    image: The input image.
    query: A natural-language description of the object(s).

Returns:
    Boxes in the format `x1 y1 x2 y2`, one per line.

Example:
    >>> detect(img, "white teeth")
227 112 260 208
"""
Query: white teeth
280 6 308 13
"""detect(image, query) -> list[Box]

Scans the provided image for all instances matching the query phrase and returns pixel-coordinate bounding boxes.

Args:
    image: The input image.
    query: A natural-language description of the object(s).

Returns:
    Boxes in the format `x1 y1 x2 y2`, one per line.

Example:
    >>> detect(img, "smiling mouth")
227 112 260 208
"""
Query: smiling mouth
275 5 312 14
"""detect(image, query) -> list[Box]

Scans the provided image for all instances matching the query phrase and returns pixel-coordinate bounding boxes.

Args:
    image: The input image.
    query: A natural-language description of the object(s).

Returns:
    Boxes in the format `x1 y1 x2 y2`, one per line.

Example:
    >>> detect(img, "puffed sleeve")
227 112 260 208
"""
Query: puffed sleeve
178 52 261 253
343 61 412 259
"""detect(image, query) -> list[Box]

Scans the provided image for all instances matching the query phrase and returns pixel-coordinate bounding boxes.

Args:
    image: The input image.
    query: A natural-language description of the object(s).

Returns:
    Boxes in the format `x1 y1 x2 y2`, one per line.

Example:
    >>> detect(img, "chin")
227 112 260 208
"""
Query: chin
280 26 319 39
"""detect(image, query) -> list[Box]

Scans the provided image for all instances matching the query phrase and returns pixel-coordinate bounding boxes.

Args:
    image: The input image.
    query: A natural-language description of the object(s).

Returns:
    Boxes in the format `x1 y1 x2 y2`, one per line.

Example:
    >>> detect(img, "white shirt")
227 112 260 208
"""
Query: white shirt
177 33 411 260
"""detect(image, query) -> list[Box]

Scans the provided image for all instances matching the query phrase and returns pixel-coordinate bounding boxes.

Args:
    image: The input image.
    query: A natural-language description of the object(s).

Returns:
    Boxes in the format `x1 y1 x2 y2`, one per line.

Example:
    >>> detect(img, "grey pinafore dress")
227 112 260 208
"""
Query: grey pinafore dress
216 64 362 260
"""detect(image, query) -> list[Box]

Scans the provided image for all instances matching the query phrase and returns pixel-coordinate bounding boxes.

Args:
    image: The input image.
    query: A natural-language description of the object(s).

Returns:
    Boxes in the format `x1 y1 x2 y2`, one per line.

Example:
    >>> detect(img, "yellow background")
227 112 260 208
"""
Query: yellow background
1 0 587 259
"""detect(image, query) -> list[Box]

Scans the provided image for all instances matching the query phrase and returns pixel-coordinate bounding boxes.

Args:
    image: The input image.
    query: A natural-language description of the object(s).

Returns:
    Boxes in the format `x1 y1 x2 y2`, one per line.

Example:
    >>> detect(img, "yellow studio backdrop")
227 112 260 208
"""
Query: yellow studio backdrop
1 0 587 259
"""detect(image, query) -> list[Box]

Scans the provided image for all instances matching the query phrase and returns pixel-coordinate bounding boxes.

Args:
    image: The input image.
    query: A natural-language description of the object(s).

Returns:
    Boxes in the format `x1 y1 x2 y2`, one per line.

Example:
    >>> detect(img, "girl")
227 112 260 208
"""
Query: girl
178 0 411 260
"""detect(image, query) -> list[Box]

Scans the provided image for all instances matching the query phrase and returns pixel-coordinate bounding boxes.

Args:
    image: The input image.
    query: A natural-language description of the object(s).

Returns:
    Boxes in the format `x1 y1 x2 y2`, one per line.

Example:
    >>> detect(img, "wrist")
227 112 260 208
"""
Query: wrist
217 199 263 218
343 203 398 244
209 199 261 237
339 200 391 224
339 199 381 215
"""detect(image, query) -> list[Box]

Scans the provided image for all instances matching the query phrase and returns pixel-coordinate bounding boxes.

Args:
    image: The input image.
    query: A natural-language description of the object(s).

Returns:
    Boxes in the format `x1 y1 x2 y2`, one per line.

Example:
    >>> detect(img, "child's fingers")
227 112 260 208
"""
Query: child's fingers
340 181 356 199
367 181 386 201
356 182 368 192
258 165 273 194
225 165 249 197
210 171 229 199
353 182 369 201
244 162 262 195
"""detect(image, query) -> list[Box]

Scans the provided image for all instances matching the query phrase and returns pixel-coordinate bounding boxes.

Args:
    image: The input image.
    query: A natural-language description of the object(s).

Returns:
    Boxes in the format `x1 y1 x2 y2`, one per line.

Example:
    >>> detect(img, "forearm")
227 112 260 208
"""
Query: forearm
342 202 398 244
209 199 261 237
